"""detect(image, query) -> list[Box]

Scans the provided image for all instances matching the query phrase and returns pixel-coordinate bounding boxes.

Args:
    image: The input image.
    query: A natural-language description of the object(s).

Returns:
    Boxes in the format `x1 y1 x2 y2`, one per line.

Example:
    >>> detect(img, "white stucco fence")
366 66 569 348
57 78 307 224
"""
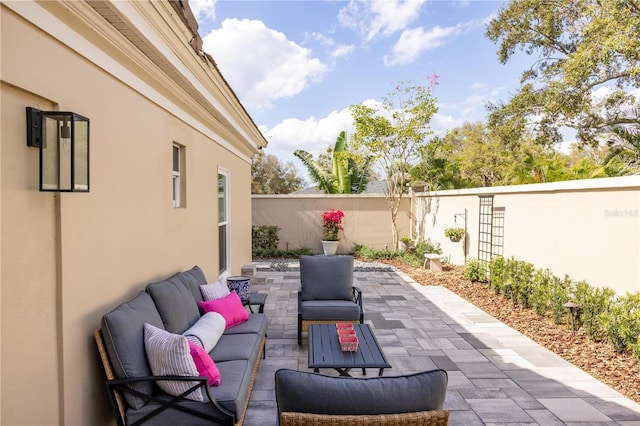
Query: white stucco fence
252 176 640 294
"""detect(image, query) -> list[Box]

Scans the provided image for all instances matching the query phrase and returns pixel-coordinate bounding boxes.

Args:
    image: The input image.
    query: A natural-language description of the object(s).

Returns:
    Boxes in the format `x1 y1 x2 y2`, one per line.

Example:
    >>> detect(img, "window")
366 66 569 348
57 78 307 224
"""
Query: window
173 143 186 207
218 169 230 276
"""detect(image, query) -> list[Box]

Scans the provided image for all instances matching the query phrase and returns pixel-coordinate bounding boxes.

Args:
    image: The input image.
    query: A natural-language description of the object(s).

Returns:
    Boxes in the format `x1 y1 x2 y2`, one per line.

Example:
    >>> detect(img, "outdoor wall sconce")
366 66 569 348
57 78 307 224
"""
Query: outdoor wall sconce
26 107 90 192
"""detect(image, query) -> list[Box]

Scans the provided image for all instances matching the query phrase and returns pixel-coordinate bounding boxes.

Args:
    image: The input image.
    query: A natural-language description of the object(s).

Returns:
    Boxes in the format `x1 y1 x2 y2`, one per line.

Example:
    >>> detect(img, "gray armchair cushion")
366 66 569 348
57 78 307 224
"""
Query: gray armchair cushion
300 255 354 301
275 369 448 417
300 300 361 321
101 291 164 409
146 274 201 333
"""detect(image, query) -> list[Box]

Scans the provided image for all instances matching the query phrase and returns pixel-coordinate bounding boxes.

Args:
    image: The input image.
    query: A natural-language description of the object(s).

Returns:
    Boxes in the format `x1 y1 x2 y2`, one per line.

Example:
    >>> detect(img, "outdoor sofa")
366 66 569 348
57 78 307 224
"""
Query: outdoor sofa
95 265 267 426
275 368 449 425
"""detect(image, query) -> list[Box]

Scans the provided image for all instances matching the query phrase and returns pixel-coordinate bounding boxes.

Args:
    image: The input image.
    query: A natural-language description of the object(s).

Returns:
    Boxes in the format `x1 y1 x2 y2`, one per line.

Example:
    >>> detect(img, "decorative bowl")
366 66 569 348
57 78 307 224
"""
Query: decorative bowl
339 335 359 352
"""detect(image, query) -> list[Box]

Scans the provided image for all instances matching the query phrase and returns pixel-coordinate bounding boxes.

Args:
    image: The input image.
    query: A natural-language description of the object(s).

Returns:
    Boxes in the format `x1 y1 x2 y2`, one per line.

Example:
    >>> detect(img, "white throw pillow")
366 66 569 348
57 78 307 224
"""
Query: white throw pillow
200 280 230 301
182 312 226 352
143 323 204 401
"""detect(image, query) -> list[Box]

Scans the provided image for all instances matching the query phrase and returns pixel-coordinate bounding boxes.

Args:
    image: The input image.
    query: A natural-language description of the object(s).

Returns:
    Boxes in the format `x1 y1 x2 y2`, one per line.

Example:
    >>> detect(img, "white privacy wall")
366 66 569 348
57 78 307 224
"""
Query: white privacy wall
414 176 640 294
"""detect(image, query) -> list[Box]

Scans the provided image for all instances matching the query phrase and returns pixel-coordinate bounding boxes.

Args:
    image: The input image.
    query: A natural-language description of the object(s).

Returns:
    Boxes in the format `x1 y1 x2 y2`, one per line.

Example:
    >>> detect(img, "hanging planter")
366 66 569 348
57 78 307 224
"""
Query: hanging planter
444 227 466 242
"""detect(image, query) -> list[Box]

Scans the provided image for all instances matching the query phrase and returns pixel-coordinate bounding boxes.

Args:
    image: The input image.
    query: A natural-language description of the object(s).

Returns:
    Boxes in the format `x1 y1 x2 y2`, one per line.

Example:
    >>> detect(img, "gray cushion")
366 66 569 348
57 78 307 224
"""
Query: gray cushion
125 359 253 425
146 274 201 333
301 300 361 321
222 313 268 338
209 333 261 365
101 291 164 410
300 255 354 301
178 265 207 303
275 369 448 416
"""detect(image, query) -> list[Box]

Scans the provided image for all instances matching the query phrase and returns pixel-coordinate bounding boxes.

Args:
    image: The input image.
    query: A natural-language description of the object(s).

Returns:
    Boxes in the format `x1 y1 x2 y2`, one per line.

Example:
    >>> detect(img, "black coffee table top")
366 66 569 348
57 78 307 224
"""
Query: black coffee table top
308 324 391 376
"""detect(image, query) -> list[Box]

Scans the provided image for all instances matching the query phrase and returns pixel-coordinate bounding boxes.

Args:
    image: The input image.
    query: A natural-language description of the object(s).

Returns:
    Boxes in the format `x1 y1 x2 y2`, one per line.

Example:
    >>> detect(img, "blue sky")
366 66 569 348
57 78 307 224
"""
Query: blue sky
191 0 534 182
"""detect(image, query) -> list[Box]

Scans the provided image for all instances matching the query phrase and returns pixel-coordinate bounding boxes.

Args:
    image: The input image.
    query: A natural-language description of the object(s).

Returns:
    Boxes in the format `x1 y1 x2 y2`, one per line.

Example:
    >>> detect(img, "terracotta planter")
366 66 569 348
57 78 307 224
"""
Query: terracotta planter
321 240 339 255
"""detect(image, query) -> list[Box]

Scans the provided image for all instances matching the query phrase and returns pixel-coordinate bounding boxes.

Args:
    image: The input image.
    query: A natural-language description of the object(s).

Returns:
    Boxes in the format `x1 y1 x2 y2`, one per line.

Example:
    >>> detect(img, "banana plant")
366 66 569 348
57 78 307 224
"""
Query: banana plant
294 131 372 194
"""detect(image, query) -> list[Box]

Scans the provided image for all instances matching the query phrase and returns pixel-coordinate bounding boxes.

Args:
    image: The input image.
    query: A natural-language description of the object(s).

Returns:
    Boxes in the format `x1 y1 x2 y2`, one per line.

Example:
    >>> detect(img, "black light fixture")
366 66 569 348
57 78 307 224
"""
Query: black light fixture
26 107 90 192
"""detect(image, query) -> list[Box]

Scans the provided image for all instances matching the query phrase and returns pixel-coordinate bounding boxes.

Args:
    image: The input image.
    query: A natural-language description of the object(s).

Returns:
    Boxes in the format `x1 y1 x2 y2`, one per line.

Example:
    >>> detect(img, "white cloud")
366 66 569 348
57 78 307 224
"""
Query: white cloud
338 0 427 43
202 19 328 109
331 44 356 59
188 0 217 23
259 107 356 183
307 32 355 60
384 19 483 66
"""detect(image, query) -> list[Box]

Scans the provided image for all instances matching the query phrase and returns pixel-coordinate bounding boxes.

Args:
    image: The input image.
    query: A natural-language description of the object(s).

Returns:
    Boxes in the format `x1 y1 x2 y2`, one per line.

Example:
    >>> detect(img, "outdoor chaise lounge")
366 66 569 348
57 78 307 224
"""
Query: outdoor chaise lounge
297 255 364 344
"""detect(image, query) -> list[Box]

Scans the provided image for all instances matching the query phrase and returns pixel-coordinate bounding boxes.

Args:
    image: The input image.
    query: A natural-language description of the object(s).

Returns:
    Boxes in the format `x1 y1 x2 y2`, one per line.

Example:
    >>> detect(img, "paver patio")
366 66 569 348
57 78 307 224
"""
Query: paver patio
242 263 640 425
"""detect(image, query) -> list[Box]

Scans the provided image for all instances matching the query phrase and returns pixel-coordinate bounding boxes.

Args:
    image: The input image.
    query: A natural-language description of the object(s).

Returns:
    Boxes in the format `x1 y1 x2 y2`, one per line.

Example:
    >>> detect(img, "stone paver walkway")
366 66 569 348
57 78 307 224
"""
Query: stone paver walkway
243 265 640 425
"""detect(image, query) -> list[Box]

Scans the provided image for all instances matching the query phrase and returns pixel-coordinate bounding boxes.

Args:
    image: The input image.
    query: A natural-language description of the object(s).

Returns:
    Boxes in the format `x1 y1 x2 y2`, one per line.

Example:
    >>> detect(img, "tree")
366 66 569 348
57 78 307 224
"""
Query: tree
350 76 439 249
251 153 304 194
601 104 640 175
486 0 640 145
294 131 373 194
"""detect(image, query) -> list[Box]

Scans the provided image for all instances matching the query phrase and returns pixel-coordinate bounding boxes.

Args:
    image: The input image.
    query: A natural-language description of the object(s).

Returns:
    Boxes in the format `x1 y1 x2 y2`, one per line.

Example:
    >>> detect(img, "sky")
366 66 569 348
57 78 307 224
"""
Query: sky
190 0 535 183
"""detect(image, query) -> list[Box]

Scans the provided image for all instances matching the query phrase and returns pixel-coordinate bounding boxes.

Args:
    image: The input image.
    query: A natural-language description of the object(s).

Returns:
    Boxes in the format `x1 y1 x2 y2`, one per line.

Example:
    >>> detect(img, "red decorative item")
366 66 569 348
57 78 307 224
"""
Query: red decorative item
339 335 359 352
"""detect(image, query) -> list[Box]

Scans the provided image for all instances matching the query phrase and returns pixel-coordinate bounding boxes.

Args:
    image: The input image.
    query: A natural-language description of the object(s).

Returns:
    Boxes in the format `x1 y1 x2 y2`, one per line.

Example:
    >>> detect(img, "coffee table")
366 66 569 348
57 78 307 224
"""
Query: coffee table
308 324 391 376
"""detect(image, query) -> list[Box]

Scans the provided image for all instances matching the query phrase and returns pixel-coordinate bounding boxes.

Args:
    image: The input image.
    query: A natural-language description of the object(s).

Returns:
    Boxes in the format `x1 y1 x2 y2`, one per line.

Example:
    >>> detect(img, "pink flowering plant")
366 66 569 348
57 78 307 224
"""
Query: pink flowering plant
321 209 345 241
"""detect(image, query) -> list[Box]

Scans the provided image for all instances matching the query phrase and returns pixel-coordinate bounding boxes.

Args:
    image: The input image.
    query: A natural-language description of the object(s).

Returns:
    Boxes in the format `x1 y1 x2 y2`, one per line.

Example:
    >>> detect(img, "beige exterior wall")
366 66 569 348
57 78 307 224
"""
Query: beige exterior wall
252 194 411 253
414 177 640 294
1 2 264 425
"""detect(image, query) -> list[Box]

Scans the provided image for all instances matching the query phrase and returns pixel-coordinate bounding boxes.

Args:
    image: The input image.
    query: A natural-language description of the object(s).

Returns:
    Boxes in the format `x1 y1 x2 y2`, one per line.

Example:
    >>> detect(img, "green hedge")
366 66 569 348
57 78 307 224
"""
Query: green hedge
478 256 640 360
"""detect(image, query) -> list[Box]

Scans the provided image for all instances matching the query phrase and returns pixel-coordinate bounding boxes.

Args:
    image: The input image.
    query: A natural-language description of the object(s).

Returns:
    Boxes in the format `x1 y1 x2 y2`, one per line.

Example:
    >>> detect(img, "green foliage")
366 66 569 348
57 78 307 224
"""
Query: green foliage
251 153 303 194
444 227 466 242
252 225 280 252
549 275 572 325
573 281 615 341
485 0 640 145
252 247 312 259
488 256 506 295
294 131 373 194
353 240 442 268
512 260 535 308
530 269 553 316
353 245 401 260
600 293 640 354
350 76 439 248
464 259 487 283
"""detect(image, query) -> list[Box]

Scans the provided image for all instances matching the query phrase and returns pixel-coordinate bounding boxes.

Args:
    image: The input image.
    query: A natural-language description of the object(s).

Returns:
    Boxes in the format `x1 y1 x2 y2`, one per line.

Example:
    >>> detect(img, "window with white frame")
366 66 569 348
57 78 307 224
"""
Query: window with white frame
173 143 185 207
218 169 230 276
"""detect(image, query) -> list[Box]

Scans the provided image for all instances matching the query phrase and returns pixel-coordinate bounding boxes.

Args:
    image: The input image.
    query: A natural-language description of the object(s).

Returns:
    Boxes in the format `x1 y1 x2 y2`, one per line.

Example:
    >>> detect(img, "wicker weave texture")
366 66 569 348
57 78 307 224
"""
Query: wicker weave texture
301 320 360 333
280 410 449 426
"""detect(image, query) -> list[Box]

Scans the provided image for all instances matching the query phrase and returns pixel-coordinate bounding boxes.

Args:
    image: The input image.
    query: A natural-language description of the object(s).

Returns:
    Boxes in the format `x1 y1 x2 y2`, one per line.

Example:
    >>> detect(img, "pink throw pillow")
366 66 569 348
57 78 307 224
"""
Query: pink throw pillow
188 341 220 386
199 291 249 329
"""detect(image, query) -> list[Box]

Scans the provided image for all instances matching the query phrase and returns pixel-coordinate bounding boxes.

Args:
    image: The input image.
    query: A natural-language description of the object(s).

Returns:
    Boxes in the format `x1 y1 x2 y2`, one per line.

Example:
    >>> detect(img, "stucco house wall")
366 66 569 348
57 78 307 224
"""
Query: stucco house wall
1 1 265 424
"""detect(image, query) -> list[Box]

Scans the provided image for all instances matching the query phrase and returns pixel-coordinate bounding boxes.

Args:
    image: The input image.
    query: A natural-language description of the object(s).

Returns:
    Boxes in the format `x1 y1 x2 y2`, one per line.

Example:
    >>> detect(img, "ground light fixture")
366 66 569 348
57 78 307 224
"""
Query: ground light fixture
26 107 90 192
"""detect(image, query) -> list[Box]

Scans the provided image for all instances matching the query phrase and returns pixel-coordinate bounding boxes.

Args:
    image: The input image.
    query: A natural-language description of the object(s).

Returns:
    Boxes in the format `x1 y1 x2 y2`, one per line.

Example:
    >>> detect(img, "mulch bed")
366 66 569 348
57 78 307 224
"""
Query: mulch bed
378 258 640 404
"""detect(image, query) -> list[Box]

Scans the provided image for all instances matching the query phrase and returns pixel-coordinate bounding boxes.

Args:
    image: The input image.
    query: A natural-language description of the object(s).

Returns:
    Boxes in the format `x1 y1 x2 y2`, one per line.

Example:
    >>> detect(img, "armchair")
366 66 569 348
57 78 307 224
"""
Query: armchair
297 255 363 345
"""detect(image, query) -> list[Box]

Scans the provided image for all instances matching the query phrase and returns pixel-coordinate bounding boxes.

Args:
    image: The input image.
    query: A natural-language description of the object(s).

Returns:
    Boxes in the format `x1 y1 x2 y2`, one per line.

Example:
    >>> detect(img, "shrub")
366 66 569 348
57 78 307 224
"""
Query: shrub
464 258 487 282
549 275 572 325
600 293 640 354
353 245 400 260
573 281 615 341
513 260 535 308
488 256 506 295
252 247 312 258
531 269 553 316
252 225 280 252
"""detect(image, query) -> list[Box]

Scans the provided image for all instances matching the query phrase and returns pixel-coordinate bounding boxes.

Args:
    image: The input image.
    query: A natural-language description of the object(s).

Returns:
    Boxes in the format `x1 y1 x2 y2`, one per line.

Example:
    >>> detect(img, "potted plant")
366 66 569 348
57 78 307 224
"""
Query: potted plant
444 227 466 242
400 236 414 252
321 209 344 255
